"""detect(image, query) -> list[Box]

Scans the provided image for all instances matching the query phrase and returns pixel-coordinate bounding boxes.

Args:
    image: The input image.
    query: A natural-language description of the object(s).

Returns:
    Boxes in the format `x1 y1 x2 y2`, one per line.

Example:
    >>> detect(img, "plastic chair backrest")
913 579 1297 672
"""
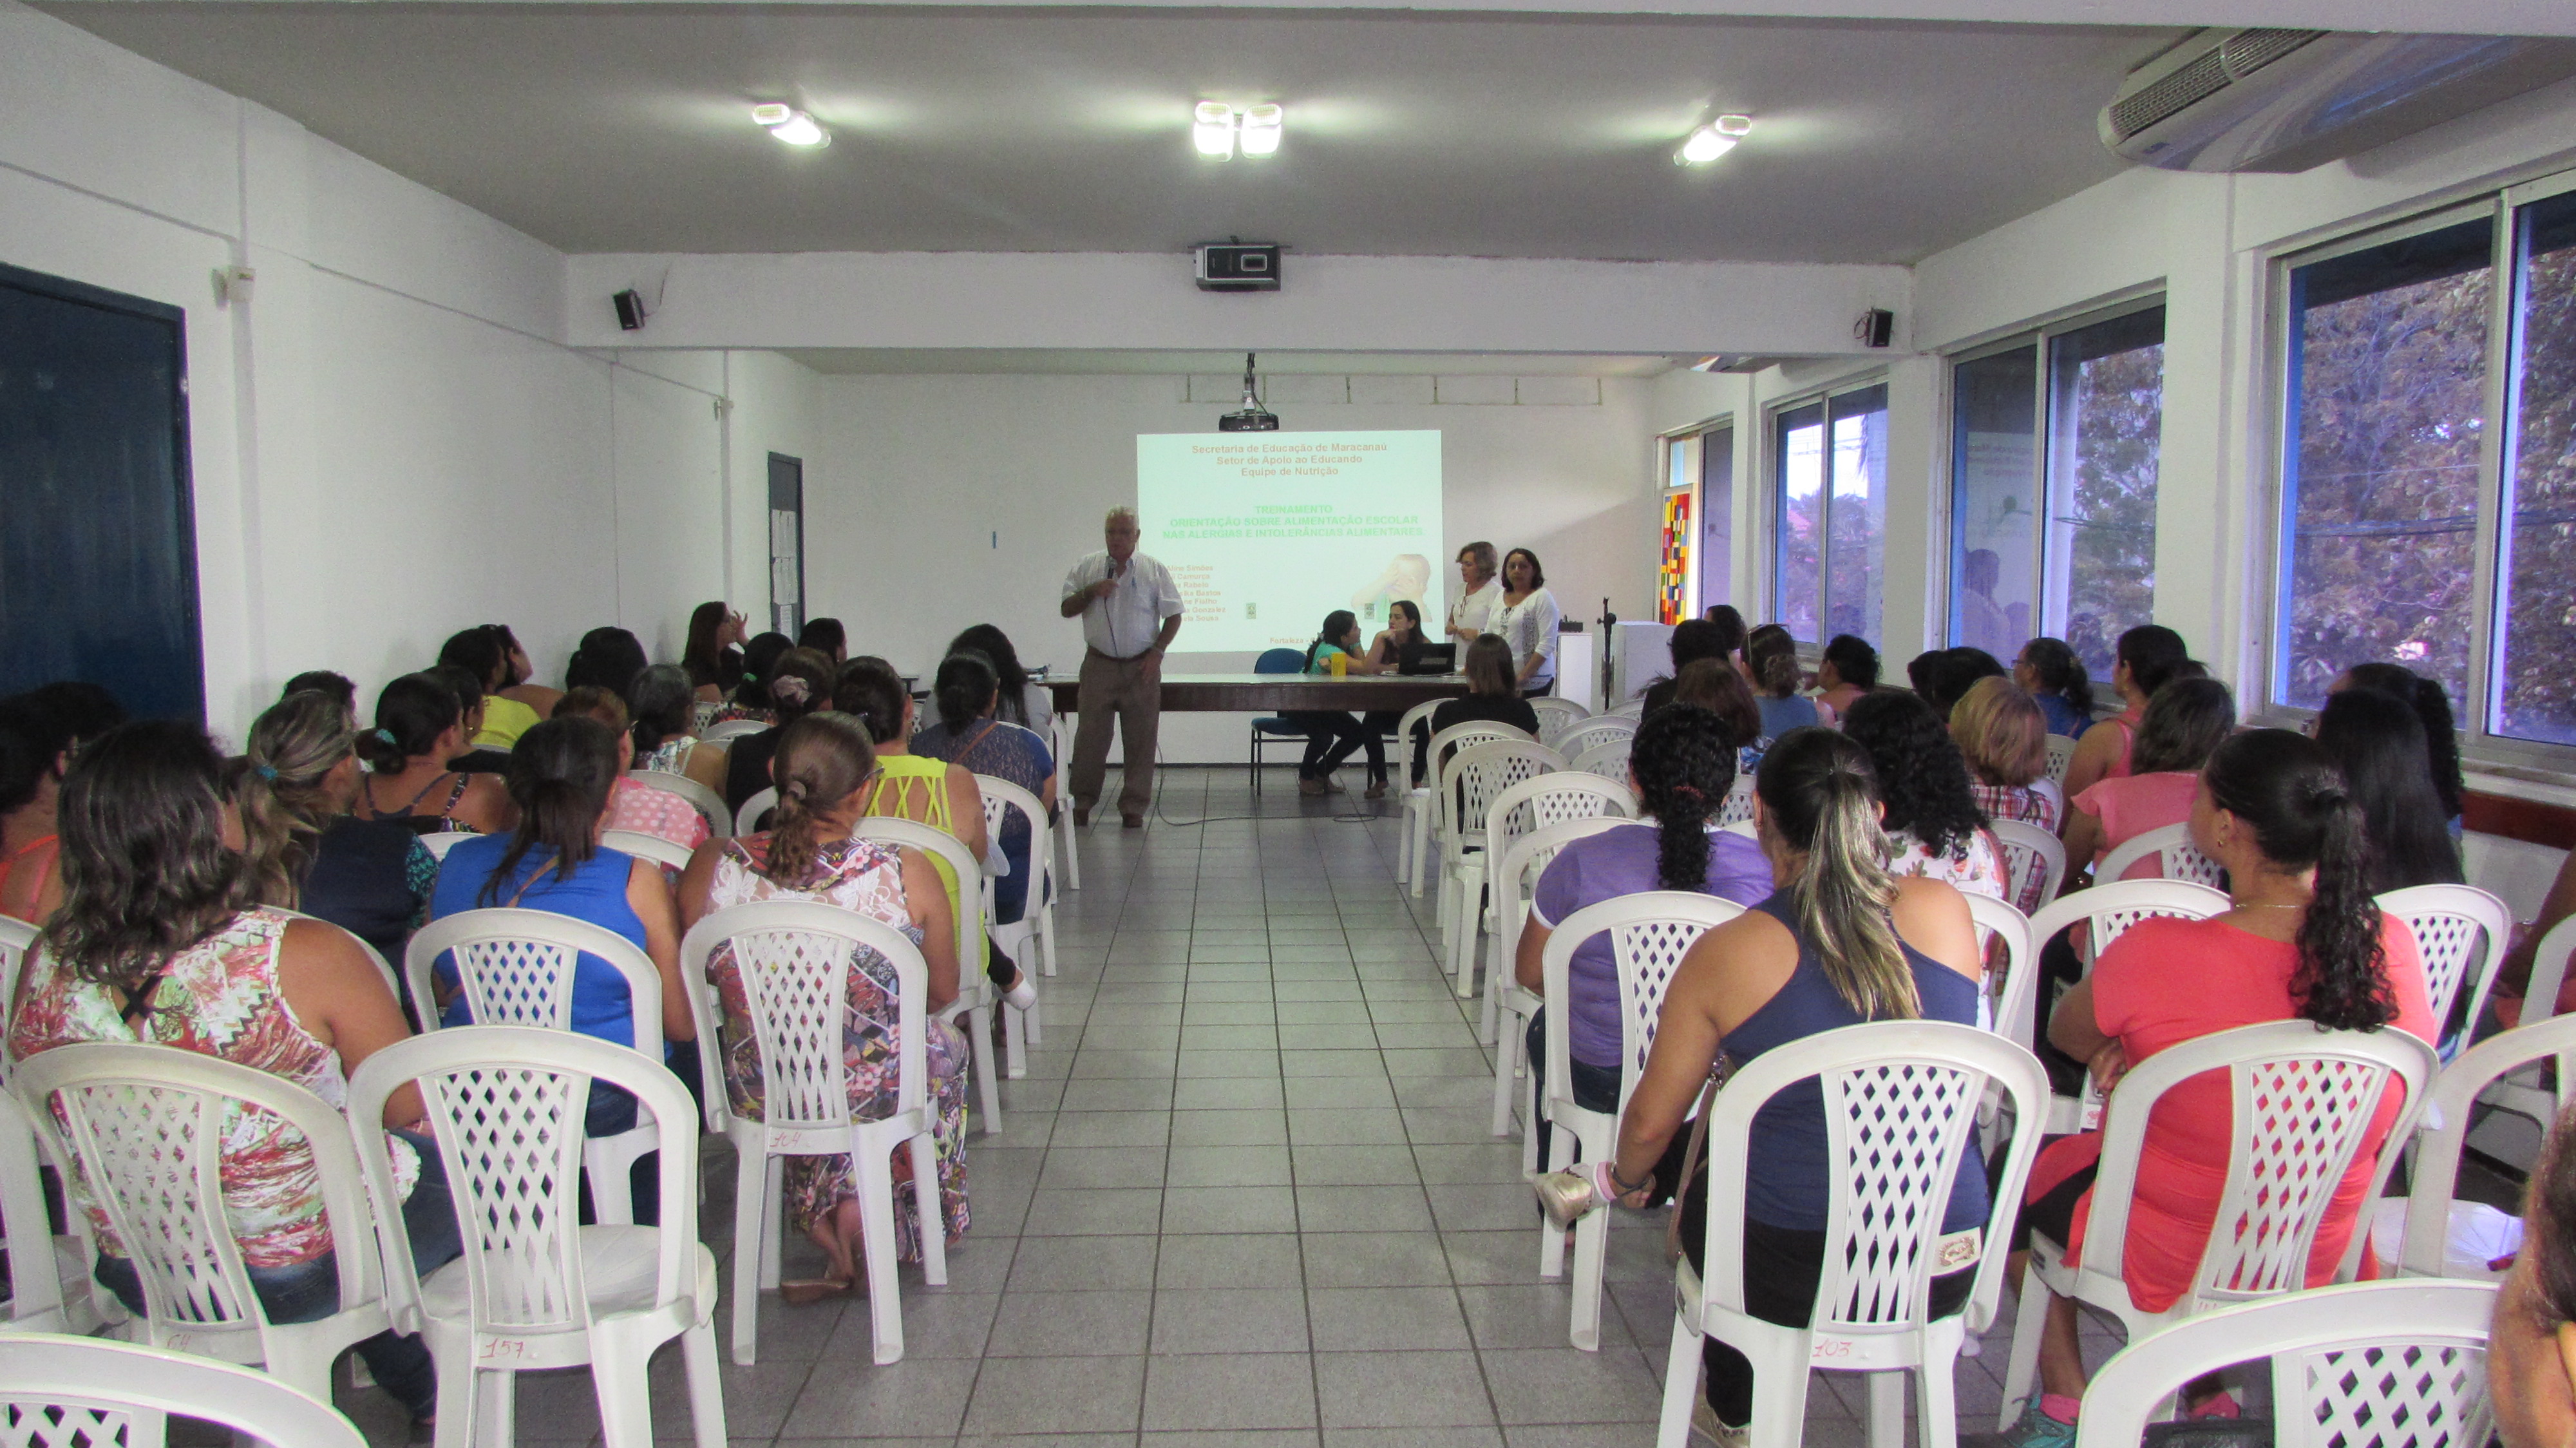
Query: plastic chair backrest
1480 772 1636 862
2098 821 2226 888
1606 697 1647 718
1988 819 2067 915
0 1332 372 1448
2070 1279 2496 1448
735 786 780 838
2024 879 2231 970
1492 817 1630 980
1422 721 1531 799
2517 913 2576 1027
625 769 732 840
847 817 985 976
1568 738 1633 781
603 829 695 873
1528 696 1591 748
1693 1022 2050 1342
1964 893 2032 1045
346 1028 699 1337
2397 1013 2576 1277
419 831 477 861
1253 648 1305 675
2043 735 2078 786
978 777 1052 901
1554 716 1637 760
2079 1020 2438 1312
1539 892 1745 1113
2377 884 2511 1044
680 902 929 1133
403 907 665 1060
1715 777 1756 828
11 1043 383 1352
1438 739 1564 845
700 719 771 745
1394 699 1444 793
0 917 34 1037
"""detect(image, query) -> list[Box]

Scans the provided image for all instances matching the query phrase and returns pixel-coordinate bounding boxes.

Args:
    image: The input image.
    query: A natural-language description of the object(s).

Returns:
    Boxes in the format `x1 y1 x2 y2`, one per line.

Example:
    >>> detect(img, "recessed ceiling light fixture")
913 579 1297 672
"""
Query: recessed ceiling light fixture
751 103 829 148
1675 113 1752 166
1194 102 1284 160
1194 101 1239 159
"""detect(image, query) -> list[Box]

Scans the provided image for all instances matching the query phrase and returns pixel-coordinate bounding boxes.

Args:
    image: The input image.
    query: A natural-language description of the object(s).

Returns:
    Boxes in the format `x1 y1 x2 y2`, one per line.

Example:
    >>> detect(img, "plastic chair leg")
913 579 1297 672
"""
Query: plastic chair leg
1655 1313 1702 1448
851 1150 907 1365
1745 1331 1815 1448
1998 1262 2050 1429
1039 902 1060 976
679 1317 730 1448
967 1005 1003 1132
1568 1205 1608 1350
1490 1022 1521 1138
760 1156 786 1290
1057 812 1081 891
1004 998 1028 1080
1915 1321 1964 1448
1409 806 1433 898
1867 1370 1906 1448
1539 1128 1571 1281
730 1147 769 1365
591 1331 656 1448
478 1365 517 1448
909 1132 948 1288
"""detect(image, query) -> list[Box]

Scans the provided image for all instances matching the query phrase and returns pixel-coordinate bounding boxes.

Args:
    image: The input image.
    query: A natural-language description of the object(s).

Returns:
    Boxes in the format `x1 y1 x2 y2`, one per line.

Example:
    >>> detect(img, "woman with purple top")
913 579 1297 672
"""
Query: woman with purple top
1513 703 1773 1166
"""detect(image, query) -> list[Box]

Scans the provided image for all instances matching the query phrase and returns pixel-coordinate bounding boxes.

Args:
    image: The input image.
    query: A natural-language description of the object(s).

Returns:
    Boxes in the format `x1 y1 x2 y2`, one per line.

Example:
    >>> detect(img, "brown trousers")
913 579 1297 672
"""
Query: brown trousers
1068 647 1161 817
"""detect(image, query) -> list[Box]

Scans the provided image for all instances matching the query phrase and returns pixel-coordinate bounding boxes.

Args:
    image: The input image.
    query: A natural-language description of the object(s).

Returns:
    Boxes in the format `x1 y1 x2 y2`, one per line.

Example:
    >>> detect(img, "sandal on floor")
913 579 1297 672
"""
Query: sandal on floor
779 1277 852 1305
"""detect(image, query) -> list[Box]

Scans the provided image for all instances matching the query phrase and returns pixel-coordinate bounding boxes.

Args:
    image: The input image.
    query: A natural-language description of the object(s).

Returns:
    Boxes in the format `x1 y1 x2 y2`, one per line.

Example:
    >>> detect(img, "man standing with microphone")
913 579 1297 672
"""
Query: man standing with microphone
1061 506 1184 828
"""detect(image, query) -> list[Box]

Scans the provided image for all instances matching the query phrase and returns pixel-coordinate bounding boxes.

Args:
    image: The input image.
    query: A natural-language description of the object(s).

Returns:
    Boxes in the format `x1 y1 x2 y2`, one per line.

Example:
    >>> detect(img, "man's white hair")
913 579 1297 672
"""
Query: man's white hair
1106 506 1139 527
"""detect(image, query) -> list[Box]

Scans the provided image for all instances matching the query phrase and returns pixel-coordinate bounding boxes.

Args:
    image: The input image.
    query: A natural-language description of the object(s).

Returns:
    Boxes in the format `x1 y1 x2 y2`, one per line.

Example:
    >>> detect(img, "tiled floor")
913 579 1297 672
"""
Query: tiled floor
336 767 2055 1447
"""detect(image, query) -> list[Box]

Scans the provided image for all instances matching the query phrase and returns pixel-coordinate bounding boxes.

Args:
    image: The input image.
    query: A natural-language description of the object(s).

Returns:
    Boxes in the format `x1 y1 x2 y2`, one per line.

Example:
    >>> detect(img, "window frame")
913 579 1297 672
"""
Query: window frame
1659 416 1736 619
1764 376 1888 646
2260 173 2576 776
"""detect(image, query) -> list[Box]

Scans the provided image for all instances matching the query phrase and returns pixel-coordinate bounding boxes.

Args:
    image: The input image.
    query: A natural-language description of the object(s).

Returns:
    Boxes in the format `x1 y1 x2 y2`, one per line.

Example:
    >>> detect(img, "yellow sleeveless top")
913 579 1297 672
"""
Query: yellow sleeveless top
863 755 986 977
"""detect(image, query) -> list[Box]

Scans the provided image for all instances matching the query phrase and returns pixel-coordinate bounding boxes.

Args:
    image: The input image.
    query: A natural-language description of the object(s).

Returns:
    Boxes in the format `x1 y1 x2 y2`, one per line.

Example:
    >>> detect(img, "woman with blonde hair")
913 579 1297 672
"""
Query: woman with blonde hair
678 712 968 1294
234 689 439 975
1951 675 2064 834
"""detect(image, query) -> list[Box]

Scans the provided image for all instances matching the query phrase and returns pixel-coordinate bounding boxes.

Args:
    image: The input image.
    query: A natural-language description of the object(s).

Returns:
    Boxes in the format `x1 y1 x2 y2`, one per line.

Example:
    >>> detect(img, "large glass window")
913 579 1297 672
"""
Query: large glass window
1657 423 1734 620
1773 383 1886 643
2497 192 2576 746
1948 305 2164 678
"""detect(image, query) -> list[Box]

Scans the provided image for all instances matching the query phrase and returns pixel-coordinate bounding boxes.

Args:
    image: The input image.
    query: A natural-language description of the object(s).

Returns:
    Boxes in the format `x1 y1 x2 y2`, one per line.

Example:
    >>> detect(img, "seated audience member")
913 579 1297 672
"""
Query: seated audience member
1362 599 1427 672
555 687 709 852
1 685 125 926
1700 605 1752 679
913 651 1057 927
1602 727 1987 1442
1514 704 1772 1165
799 616 848 663
2494 1102 2576 1448
2498 848 2576 1028
1747 625 1820 735
835 660 1033 1009
486 624 562 719
10 721 459 1429
950 624 1052 730
281 670 359 721
440 626 540 750
629 663 732 796
2060 624 2192 799
354 673 515 837
565 626 650 702
683 601 748 703
1416 634 1542 780
1953 676 2065 834
1641 618 1730 714
1287 609 1390 798
426 718 695 1221
2063 677 2235 882
2002 729 2435 1442
712 631 794 727
234 690 439 978
1842 692 2008 900
2014 637 2096 739
1815 634 1879 718
677 712 967 1292
2336 661 2467 836
723 647 837 816
427 664 507 776
2313 688 2463 894
1668 658 1769 776
1906 647 2006 722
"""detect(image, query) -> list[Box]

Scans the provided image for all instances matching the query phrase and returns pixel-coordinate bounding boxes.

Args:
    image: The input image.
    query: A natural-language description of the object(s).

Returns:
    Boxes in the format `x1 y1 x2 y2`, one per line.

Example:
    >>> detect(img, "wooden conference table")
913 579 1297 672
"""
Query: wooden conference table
1043 671 1470 714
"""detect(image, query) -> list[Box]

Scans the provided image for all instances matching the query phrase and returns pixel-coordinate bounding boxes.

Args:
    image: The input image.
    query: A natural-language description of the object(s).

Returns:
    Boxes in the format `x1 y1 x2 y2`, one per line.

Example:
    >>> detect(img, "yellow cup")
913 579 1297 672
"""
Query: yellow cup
1329 651 1348 678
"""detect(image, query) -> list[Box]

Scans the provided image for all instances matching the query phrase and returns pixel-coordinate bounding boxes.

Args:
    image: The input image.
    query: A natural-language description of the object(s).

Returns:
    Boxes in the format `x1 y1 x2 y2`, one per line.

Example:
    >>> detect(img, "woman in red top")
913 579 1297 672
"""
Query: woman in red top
1998 729 2435 1448
1 683 125 924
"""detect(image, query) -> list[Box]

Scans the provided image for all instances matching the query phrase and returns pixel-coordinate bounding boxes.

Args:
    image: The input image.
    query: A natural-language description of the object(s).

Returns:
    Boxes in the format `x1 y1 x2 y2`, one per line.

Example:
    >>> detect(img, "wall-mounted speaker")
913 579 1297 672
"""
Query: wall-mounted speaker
612 289 648 331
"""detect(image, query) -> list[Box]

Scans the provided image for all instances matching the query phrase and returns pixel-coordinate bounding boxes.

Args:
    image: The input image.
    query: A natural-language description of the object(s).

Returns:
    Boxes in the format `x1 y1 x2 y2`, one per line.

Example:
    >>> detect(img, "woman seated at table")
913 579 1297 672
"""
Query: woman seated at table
679 712 969 1296
11 721 460 1431
1601 727 1987 1442
1354 600 1428 757
1998 729 2434 1443
1285 609 1392 799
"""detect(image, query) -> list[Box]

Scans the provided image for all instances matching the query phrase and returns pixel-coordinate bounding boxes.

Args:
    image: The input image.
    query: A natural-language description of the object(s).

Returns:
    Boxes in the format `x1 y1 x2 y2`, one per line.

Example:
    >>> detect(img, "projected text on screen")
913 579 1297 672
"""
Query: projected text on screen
1137 431 1444 654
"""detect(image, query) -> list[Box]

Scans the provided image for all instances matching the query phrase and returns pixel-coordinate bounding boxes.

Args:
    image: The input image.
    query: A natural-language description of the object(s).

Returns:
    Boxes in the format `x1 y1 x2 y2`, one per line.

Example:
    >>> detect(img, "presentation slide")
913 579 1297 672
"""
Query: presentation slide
1137 430 1444 655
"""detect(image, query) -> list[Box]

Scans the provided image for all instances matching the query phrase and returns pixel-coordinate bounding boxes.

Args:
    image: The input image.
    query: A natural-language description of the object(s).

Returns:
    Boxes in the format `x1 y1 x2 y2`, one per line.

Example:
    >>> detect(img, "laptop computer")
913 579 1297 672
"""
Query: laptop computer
1399 642 1457 675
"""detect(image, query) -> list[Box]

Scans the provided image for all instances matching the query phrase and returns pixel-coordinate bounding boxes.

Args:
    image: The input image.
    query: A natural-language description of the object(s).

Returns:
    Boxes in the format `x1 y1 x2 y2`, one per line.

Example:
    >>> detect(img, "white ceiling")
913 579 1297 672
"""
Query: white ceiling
39 3 2183 264
775 348 1681 376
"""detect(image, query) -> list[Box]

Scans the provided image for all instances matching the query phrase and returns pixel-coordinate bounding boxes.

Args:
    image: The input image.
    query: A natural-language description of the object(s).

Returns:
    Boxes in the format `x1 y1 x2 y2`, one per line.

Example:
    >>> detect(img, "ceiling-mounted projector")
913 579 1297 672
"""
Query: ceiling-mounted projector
1218 352 1279 432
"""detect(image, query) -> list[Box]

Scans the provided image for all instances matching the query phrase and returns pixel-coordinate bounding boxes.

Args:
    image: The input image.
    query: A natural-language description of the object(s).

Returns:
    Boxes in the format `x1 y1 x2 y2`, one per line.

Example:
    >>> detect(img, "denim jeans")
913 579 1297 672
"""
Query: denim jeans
94 1128 462 1422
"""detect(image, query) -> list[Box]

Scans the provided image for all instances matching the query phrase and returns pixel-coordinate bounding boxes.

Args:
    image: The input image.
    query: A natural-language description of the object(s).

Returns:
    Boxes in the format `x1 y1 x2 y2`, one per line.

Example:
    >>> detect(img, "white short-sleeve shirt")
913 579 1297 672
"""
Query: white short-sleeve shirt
1448 577 1504 642
1063 550 1184 660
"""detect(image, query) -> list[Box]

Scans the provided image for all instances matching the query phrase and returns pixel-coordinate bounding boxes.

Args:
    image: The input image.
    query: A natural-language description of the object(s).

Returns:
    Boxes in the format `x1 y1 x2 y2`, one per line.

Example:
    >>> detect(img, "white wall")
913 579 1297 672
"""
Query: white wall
799 370 1658 762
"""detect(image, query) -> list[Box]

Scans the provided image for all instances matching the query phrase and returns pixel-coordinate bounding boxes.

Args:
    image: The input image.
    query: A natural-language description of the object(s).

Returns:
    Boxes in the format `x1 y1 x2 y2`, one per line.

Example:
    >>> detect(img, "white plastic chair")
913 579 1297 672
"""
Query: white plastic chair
0 1331 372 1448
699 719 771 745
978 777 1054 1071
1714 776 1757 828
1965 892 2031 1038
10 1044 392 1402
1998 1020 2441 1429
600 830 691 877
2098 821 2225 888
1529 696 1591 749
2069 1279 2496 1448
1539 891 1746 1349
849 817 1003 1133
1435 739 1562 966
0 916 34 1036
734 786 779 839
404 908 669 1228
0 919 115 1335
1989 819 2067 915
2004 881 2231 1132
1656 1022 2052 1448
679 902 948 1366
1555 715 1638 761
2396 1013 2576 1280
2378 884 2511 1054
626 769 733 841
1483 815 1629 1159
1050 712 1081 891
1452 771 1636 999
2042 734 2078 786
419 831 477 861
1410 721 1530 899
1569 738 1634 781
348 1028 727 1448
1607 696 1648 718
1389 699 1444 886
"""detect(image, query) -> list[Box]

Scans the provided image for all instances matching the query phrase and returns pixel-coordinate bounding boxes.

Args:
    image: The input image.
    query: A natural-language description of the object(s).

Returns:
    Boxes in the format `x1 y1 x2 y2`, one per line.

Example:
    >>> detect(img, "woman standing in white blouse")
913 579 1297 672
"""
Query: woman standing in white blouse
1493 548 1562 698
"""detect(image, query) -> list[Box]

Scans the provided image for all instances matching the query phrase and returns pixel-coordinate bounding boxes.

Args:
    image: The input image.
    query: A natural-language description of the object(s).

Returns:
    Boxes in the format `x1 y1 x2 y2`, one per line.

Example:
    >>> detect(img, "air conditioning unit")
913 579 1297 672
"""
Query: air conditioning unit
2103 28 2576 174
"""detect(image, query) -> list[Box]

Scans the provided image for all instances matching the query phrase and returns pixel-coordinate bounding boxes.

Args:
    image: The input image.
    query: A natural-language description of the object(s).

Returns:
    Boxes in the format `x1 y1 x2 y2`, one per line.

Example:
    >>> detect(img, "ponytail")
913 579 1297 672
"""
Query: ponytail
628 664 696 757
2022 637 2094 717
1747 625 1801 700
1629 704 1738 891
1754 729 1918 1021
234 691 357 909
761 713 880 889
934 652 999 732
360 673 460 772
478 718 616 907
2203 730 2398 1033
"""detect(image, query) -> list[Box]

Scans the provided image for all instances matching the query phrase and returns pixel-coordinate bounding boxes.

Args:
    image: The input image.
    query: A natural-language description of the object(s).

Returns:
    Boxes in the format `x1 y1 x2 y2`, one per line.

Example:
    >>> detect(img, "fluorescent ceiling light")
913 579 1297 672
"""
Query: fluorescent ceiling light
1239 104 1285 157
1194 101 1237 159
1675 113 1752 166
751 103 829 148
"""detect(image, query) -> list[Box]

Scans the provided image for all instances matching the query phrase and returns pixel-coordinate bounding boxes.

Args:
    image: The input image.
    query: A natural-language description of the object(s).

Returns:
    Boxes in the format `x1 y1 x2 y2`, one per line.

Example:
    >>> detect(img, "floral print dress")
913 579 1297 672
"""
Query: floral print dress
703 835 968 1259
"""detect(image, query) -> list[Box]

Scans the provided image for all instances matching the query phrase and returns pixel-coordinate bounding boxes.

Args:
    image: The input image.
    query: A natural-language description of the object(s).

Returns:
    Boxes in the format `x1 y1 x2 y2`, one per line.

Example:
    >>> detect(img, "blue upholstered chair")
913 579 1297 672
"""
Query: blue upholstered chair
1248 646 1309 794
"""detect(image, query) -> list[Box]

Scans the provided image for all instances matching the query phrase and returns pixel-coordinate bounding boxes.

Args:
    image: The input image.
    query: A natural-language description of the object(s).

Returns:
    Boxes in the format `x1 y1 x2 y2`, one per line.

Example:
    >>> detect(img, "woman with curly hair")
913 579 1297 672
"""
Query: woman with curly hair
1999 729 2434 1444
1840 691 2007 900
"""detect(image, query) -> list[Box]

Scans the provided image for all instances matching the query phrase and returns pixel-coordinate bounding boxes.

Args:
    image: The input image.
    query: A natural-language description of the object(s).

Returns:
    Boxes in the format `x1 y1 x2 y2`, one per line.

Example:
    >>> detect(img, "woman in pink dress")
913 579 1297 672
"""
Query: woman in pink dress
2061 676 2234 883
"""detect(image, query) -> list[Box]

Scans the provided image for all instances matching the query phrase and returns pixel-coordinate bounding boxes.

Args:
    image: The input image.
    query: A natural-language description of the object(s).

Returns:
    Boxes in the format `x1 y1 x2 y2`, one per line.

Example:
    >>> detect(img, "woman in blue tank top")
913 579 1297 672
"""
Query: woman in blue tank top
1598 727 1989 1443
